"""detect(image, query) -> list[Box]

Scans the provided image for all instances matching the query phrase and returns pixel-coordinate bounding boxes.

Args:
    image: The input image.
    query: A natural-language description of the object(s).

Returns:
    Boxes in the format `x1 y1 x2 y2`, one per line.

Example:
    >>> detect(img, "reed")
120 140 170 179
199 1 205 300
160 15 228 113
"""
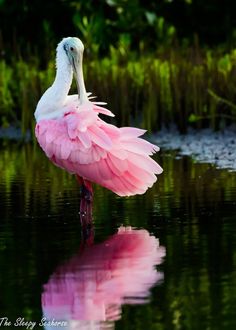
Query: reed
1 46 236 137
0 60 15 126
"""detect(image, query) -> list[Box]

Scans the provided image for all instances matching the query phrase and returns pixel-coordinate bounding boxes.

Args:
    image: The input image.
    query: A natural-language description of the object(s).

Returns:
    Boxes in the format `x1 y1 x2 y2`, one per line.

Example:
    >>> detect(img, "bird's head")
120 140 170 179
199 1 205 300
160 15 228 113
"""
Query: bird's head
60 37 84 71
57 37 88 103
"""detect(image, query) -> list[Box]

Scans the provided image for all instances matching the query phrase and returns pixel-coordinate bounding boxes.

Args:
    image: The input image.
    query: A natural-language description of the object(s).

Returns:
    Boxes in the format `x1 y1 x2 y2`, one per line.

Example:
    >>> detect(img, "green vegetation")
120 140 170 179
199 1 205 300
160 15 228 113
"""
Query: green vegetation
1 0 236 134
1 46 236 134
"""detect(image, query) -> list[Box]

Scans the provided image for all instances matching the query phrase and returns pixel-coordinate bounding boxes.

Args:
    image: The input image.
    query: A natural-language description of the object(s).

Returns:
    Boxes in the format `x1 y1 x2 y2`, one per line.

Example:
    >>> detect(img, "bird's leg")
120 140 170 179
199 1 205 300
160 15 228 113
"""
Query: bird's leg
79 196 94 247
81 179 93 202
76 175 93 202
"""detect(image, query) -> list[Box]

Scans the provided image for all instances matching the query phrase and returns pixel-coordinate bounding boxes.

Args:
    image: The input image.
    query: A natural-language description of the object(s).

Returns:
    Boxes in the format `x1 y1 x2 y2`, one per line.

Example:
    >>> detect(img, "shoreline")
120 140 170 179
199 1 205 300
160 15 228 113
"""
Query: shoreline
0 127 31 142
1 125 236 171
155 125 236 171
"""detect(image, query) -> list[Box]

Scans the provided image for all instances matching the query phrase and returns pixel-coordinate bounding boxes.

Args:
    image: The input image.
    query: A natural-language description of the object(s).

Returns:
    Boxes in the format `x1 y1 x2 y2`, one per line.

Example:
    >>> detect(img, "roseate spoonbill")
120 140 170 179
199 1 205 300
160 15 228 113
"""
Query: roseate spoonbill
42 210 165 328
35 37 163 199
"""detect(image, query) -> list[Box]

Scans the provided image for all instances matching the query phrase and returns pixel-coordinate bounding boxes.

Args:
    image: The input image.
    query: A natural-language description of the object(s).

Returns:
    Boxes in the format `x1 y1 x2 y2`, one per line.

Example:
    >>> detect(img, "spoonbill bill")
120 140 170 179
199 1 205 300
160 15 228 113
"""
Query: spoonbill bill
35 37 163 199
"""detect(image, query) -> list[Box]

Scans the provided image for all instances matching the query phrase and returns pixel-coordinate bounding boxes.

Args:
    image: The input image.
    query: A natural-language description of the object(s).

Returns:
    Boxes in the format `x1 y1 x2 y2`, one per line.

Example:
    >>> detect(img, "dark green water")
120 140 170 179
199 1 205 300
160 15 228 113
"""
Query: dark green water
0 143 236 330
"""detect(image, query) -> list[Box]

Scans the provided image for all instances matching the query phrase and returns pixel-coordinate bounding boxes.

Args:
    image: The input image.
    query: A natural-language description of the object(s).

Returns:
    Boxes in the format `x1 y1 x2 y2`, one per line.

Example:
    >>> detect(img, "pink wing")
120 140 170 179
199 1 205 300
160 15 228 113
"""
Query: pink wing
35 102 163 196
42 227 165 322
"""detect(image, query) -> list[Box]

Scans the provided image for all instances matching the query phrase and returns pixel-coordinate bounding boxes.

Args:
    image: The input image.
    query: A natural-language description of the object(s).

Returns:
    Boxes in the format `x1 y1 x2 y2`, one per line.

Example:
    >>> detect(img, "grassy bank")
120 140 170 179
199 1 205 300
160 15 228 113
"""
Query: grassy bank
1 46 236 136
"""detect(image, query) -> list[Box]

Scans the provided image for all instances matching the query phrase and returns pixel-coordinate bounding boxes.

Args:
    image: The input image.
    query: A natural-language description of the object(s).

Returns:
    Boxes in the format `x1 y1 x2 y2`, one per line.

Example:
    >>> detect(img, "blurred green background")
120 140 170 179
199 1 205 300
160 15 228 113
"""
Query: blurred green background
1 0 236 135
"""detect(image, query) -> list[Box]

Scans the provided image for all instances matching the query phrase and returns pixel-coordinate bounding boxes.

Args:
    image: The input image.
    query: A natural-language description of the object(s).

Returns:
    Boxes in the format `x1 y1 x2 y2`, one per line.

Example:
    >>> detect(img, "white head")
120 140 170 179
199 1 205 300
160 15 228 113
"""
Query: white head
57 37 84 67
57 37 88 103
35 37 88 122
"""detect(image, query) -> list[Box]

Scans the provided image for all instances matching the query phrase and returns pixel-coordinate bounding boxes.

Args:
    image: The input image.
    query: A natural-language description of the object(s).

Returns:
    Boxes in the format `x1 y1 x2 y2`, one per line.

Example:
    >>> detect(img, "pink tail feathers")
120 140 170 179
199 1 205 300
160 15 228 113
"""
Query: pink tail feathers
35 108 162 197
103 139 163 197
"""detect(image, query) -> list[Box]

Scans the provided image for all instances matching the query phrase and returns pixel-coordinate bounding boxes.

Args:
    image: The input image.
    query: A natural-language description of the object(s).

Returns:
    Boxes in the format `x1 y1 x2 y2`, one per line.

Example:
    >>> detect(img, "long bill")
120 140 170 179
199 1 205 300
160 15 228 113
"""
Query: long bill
72 53 88 105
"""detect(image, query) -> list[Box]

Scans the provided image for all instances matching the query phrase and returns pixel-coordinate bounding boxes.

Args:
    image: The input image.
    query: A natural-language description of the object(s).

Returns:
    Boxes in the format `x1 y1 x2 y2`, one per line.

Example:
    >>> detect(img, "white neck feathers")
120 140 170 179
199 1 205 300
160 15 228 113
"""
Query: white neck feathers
34 41 73 122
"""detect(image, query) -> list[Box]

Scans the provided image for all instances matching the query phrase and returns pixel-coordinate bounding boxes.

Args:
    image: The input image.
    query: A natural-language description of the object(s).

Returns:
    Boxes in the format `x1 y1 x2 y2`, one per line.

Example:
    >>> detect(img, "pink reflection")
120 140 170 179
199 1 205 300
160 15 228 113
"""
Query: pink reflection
42 212 165 329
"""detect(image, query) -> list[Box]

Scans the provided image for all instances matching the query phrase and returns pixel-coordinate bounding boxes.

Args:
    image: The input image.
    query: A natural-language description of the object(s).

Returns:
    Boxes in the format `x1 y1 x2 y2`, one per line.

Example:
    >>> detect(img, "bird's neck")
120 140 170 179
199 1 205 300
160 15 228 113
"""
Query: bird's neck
34 58 73 122
52 60 73 101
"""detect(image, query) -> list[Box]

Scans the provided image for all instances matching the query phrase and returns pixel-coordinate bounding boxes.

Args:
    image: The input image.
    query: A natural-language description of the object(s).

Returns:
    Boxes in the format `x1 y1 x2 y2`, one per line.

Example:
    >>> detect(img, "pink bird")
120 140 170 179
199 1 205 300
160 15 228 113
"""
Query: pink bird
42 226 165 329
35 37 163 199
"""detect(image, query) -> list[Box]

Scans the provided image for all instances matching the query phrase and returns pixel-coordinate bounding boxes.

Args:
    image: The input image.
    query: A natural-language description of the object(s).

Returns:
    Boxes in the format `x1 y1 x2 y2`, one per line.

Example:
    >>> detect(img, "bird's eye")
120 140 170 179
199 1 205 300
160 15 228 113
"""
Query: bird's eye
70 47 74 51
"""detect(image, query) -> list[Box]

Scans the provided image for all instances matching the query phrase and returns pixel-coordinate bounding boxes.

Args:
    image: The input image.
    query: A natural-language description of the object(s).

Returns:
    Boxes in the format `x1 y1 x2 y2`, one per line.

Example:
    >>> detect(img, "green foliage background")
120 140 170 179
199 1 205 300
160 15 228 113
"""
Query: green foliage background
1 0 236 132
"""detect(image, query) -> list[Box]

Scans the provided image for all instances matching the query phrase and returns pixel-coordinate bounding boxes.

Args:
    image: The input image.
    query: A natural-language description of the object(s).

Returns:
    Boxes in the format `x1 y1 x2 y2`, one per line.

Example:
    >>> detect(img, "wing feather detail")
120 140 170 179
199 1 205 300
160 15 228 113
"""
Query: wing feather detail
35 100 162 196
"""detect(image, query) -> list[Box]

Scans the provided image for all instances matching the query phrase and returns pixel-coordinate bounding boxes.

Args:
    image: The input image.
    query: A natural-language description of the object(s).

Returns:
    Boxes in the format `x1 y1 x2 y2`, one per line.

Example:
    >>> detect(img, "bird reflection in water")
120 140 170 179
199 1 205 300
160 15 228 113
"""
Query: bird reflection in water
41 198 165 329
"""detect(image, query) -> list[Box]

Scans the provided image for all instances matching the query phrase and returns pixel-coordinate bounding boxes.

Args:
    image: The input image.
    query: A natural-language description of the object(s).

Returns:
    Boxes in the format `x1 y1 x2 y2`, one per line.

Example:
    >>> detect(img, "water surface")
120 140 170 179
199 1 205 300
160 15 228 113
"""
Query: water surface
0 143 236 329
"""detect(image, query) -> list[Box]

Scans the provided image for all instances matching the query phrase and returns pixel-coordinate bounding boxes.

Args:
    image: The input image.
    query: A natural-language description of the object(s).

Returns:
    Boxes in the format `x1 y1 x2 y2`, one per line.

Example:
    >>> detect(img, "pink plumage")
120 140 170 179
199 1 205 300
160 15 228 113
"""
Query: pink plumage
42 227 165 327
35 37 163 196
36 102 162 196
